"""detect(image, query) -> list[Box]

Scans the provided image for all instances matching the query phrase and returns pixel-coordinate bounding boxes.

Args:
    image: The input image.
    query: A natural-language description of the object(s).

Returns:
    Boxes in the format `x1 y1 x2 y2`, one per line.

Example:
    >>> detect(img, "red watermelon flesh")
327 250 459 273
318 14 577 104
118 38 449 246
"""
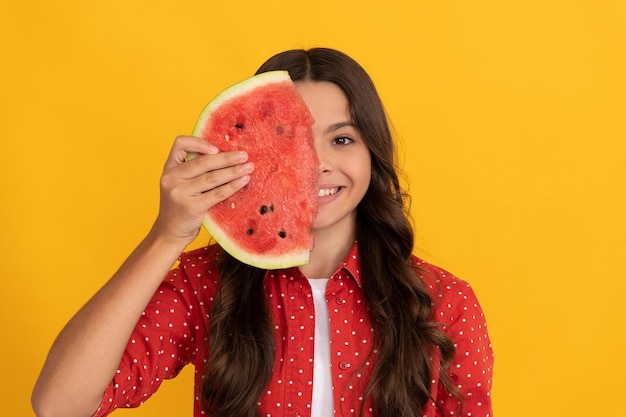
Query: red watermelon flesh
192 71 319 269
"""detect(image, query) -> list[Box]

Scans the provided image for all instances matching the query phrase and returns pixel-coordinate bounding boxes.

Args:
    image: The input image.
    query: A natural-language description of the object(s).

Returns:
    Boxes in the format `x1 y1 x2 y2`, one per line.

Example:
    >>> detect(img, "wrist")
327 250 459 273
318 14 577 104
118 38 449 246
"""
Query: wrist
146 217 200 250
143 226 193 257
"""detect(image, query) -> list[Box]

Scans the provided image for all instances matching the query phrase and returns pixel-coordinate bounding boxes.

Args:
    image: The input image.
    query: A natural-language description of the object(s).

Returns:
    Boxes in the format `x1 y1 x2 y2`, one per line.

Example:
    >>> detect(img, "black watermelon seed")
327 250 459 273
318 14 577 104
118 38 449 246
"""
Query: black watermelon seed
276 125 284 134
278 230 286 238
235 123 244 129
260 205 268 215
269 205 274 212
246 228 254 235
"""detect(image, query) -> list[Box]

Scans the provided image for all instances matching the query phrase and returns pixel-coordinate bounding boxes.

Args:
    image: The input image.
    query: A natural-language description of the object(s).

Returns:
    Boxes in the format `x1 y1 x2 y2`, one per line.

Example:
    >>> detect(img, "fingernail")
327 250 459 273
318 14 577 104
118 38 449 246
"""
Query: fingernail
236 151 248 161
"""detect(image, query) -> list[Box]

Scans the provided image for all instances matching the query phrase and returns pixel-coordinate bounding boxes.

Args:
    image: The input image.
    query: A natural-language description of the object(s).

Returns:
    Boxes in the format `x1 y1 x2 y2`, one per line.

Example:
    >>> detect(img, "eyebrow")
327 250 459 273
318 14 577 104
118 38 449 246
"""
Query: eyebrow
324 121 355 135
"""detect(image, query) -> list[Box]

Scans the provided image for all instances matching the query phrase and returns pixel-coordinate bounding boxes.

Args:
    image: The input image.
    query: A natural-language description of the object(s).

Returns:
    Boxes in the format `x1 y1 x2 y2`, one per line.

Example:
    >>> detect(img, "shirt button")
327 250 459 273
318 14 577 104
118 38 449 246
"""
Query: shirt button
335 297 346 305
339 361 349 370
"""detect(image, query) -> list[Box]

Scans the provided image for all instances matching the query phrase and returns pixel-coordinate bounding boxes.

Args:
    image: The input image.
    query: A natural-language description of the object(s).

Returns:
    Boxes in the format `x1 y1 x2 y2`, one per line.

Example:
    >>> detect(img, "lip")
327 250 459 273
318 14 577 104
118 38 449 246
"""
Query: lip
317 185 343 204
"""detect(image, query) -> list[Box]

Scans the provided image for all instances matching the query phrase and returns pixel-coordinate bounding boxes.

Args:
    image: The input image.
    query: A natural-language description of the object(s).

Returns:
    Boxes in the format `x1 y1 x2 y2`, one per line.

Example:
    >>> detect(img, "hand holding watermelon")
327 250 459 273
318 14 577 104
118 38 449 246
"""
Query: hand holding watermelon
149 135 255 248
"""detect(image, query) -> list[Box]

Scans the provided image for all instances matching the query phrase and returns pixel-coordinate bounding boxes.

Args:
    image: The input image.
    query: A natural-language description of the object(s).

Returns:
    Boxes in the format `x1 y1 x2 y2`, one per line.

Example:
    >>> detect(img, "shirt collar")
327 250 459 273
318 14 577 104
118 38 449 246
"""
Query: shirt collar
267 241 362 287
336 240 362 287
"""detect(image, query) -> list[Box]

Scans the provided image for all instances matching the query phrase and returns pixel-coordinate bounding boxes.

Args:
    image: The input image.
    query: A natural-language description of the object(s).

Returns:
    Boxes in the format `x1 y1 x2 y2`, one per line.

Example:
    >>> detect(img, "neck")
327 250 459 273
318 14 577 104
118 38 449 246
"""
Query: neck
299 218 356 279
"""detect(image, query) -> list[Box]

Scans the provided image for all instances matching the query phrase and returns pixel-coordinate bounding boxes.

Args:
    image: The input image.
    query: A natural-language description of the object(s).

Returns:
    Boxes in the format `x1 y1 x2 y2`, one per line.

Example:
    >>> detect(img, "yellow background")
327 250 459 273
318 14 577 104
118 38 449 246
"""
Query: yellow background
1 0 625 416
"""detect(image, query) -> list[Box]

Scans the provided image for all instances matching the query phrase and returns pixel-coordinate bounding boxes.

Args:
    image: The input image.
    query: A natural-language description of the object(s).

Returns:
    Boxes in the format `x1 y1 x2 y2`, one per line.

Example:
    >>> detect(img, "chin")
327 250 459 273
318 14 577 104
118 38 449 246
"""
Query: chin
311 210 358 235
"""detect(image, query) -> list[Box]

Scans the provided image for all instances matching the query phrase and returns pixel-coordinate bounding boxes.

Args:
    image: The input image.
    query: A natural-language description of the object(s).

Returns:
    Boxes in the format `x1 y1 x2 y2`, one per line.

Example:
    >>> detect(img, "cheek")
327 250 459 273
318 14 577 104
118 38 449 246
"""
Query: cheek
347 154 372 191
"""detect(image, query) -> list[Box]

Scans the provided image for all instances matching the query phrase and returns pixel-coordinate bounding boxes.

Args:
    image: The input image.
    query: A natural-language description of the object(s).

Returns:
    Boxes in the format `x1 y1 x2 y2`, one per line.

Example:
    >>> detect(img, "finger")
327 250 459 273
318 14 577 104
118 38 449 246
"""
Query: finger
164 136 219 170
187 161 255 195
159 153 252 201
196 174 251 208
176 150 249 181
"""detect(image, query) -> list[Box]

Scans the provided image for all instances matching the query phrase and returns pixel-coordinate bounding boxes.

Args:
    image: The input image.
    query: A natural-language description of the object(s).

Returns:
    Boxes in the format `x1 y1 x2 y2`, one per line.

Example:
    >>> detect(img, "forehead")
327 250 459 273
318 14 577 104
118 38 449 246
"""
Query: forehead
295 80 351 125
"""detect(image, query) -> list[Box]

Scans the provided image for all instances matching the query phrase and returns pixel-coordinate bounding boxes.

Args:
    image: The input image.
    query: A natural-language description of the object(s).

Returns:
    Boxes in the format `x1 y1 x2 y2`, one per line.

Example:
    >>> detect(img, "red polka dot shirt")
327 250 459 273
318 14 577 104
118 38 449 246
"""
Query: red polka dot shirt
94 243 494 417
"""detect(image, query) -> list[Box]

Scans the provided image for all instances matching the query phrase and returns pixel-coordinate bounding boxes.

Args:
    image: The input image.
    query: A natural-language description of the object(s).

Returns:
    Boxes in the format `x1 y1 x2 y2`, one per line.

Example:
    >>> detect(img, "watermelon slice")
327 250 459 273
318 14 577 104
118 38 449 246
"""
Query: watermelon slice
191 71 319 269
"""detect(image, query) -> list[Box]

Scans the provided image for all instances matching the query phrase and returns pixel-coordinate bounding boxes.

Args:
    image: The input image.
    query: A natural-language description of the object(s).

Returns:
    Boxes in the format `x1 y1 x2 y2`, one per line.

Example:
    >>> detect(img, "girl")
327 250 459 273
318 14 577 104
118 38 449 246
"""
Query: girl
32 48 493 417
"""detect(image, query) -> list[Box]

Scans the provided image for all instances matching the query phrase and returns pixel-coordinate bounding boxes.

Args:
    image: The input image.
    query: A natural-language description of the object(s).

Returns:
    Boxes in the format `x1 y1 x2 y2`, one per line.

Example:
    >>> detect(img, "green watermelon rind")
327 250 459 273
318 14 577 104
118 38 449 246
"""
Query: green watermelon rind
191 70 315 270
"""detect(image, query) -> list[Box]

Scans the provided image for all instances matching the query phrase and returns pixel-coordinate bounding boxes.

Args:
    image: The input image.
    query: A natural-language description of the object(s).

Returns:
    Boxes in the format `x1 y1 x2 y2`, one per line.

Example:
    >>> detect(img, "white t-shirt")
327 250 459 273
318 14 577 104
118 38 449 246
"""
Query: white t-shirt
307 278 334 417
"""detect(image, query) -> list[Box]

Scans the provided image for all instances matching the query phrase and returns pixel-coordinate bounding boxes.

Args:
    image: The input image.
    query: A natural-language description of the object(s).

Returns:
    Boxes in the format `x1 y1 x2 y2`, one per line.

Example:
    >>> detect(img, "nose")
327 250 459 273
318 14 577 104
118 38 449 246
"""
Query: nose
315 142 331 173
318 158 331 173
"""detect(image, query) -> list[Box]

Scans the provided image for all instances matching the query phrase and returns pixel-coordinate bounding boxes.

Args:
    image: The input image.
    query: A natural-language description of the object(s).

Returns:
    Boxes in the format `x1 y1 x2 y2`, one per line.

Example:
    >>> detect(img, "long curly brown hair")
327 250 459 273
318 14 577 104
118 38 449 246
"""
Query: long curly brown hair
201 48 462 417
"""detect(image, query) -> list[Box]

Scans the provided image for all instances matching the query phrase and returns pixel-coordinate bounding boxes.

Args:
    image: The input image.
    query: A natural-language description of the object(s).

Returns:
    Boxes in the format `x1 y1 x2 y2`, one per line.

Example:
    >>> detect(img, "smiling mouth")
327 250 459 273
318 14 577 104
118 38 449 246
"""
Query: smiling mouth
318 187 340 197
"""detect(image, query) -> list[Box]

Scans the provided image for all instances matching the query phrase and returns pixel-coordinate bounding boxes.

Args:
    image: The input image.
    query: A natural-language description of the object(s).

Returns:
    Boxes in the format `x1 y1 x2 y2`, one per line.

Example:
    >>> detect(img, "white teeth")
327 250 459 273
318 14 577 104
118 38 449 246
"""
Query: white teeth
318 187 339 197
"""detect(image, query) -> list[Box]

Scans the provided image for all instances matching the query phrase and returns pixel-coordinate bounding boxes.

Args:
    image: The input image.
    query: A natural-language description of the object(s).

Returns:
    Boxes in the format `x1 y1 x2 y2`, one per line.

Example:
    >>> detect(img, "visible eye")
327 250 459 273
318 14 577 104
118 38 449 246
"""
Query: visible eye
332 136 353 146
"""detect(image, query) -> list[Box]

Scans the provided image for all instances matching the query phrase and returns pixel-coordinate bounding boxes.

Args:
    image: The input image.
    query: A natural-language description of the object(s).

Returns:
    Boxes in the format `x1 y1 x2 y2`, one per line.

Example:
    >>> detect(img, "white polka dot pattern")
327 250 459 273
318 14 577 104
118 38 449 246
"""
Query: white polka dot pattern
93 244 493 417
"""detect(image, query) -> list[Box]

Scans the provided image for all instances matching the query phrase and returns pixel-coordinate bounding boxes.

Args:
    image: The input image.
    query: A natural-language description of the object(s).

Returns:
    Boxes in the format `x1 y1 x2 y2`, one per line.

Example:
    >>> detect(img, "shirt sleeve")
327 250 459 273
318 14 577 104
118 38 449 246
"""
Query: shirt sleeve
435 277 494 417
92 262 203 416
